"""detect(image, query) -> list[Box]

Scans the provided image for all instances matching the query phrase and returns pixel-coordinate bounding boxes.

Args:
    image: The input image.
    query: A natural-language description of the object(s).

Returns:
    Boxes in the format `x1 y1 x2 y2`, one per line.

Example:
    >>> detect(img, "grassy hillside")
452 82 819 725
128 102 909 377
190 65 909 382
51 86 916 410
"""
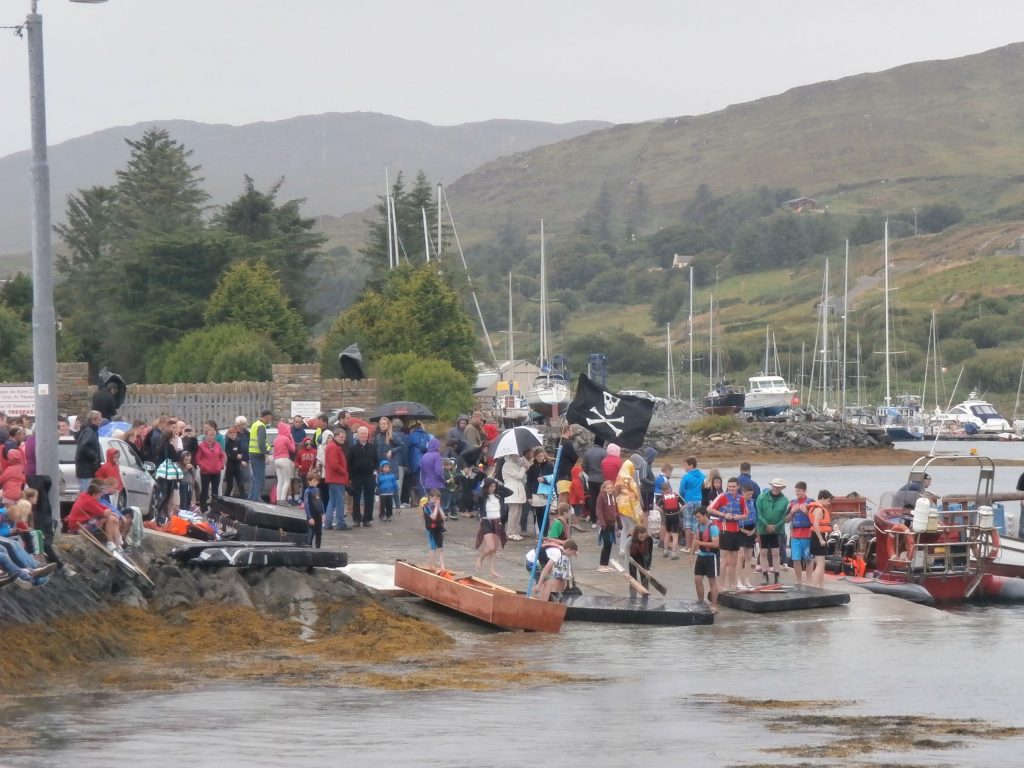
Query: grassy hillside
435 42 1024 247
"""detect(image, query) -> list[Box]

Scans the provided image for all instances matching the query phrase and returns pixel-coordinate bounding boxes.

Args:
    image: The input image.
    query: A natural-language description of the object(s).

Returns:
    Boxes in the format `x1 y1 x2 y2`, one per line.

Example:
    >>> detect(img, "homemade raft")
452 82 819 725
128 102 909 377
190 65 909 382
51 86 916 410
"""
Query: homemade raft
555 594 714 625
170 540 347 569
717 585 850 613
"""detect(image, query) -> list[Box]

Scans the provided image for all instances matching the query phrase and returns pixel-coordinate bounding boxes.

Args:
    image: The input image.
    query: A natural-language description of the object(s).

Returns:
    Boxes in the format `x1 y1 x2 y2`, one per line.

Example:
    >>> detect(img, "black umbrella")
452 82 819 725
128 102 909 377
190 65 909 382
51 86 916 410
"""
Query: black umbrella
367 401 436 421
339 343 366 380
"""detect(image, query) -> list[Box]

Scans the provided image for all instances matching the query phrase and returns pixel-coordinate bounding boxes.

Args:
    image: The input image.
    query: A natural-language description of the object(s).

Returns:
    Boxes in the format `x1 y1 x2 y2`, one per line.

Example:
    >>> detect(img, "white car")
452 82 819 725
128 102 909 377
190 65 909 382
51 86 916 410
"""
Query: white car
620 389 665 404
59 435 156 517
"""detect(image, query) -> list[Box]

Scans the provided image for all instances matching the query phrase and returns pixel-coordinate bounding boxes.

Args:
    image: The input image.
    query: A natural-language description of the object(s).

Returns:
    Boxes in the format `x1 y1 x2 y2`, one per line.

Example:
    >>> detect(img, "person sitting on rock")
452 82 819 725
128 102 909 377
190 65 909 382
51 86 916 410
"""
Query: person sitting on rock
67 480 126 553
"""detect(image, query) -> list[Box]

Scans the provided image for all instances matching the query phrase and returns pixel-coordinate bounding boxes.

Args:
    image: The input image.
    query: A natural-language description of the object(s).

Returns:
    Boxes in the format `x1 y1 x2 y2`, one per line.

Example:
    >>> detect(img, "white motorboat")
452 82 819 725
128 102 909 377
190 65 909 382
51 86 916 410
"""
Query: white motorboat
742 375 796 417
932 392 1012 435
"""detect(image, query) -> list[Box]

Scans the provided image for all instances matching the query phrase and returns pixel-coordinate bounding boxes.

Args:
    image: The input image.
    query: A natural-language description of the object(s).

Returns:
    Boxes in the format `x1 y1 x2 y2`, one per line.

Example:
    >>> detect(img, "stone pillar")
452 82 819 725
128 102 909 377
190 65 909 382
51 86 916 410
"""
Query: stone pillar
56 362 90 417
271 364 323 418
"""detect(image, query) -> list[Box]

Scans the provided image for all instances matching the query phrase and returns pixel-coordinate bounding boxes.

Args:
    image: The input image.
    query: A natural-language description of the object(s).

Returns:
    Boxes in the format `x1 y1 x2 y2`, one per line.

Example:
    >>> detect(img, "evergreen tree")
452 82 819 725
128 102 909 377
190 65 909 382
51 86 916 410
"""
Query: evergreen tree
113 128 209 241
323 264 476 377
212 175 326 311
204 260 309 361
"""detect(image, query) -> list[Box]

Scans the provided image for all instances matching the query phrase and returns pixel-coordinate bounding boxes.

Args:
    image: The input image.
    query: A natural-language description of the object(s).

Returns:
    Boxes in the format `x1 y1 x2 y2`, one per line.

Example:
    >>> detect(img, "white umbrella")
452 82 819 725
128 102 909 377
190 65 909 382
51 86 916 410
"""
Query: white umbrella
491 426 544 458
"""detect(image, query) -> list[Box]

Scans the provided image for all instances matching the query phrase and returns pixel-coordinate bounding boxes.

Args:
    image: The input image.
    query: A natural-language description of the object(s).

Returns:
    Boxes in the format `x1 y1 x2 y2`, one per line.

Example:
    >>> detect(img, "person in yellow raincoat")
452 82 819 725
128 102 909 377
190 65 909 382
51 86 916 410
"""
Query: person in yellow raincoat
615 459 645 558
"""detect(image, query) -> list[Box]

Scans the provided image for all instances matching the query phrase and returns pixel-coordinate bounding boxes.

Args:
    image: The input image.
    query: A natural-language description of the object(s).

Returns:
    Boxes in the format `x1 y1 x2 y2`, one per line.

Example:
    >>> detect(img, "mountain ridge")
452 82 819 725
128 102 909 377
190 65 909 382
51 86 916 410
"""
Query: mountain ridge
0 112 610 254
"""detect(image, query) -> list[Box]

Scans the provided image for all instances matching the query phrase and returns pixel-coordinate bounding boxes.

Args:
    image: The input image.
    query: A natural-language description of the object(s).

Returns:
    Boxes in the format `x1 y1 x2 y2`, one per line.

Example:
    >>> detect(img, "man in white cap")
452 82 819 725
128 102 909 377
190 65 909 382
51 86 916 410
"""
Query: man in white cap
756 478 789 586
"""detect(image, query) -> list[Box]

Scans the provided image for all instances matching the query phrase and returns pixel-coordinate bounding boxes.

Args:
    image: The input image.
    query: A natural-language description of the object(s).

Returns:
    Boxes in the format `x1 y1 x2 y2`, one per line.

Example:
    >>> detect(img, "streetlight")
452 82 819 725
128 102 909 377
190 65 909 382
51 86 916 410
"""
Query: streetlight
24 0 107 517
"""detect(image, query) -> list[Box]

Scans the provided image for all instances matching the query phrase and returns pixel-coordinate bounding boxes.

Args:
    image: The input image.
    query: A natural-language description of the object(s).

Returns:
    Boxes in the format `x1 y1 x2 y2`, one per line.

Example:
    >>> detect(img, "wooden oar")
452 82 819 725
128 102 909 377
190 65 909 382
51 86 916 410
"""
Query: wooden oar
609 559 650 596
628 557 667 595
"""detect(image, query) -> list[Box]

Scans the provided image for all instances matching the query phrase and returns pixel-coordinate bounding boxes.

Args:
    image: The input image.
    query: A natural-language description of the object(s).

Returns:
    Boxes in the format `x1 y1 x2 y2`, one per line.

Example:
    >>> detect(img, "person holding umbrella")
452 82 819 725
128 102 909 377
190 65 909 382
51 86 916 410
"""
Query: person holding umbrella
491 425 544 536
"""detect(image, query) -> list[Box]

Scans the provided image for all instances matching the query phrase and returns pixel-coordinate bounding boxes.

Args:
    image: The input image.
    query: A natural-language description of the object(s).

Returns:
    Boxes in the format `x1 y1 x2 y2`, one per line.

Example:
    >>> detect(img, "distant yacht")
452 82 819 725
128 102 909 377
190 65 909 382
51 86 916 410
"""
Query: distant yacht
742 374 797 417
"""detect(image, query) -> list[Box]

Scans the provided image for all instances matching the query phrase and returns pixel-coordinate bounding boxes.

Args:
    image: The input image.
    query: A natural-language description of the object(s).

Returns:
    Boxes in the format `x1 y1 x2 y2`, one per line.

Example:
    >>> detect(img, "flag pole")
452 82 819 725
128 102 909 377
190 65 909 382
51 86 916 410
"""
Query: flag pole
526 442 563 598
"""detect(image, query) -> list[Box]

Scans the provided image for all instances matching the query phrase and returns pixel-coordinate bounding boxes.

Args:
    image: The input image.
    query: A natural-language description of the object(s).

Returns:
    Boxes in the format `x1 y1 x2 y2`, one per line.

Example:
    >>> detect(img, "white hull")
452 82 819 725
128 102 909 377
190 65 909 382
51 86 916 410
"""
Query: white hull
742 376 795 415
526 378 570 417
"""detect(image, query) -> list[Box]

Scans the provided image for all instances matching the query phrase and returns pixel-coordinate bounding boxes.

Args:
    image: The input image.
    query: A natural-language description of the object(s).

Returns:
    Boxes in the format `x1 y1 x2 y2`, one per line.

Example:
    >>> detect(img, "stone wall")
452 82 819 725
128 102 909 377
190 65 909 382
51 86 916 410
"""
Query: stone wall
57 362 91 417
12 361 380 425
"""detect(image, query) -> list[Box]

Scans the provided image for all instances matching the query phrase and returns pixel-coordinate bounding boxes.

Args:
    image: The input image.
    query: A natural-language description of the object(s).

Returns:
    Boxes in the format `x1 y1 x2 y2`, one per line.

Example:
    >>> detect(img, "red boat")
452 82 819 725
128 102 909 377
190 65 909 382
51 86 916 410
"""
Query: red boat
867 455 1024 604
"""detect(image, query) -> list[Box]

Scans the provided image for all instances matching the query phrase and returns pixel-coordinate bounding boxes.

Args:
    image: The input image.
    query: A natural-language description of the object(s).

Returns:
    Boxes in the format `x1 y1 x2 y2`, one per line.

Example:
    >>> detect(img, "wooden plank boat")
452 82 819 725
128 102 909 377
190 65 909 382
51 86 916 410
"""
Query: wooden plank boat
393 560 566 633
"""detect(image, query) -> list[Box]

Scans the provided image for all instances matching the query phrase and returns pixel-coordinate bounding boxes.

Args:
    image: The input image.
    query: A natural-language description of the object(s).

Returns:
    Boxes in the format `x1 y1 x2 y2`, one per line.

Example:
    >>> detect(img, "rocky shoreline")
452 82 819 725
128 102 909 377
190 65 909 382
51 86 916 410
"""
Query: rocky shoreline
545 417 891 457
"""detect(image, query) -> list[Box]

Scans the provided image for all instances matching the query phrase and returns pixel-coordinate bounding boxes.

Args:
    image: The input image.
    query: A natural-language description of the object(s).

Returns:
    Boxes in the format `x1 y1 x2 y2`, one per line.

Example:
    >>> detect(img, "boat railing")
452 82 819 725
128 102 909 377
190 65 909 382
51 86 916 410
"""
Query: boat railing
880 523 997 583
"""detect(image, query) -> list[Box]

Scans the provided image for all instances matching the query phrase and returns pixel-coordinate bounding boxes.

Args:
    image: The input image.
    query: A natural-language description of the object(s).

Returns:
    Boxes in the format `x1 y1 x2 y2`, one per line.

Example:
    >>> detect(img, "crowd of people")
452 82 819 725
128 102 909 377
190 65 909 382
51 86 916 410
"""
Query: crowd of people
0 412 62 589
3 400 845 615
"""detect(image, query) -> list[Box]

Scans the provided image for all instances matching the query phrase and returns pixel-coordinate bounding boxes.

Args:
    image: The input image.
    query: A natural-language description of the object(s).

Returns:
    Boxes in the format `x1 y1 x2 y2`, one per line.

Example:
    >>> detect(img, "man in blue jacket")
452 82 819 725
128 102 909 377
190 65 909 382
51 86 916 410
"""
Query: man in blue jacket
680 456 705 553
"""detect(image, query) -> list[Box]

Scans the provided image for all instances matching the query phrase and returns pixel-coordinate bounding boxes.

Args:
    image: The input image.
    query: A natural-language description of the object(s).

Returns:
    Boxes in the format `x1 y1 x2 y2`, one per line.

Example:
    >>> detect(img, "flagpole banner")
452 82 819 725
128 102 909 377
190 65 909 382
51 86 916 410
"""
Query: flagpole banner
565 374 654 450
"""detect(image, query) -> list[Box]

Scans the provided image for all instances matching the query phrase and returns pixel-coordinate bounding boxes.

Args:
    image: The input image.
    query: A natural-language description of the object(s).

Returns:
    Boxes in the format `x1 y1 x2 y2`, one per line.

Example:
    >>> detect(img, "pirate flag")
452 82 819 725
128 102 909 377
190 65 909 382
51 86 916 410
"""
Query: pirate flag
566 374 654 450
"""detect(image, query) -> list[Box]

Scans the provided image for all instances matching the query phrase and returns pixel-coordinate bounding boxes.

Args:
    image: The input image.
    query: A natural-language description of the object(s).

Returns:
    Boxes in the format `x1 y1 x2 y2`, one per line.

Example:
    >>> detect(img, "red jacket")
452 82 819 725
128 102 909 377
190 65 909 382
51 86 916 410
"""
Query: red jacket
295 443 317 478
195 440 226 474
569 465 586 505
0 448 26 500
94 447 123 492
67 492 109 532
601 454 622 483
324 439 350 485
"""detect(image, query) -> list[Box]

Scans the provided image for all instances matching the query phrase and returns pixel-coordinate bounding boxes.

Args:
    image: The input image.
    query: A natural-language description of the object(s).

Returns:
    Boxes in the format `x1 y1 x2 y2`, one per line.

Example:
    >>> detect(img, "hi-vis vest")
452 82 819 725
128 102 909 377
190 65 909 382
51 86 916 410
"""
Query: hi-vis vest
248 421 268 456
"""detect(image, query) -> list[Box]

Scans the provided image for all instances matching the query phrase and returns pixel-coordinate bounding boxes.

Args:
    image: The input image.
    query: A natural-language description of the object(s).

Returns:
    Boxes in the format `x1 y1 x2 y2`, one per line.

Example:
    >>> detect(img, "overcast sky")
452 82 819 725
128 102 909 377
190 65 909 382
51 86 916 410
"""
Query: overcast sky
1 0 1023 158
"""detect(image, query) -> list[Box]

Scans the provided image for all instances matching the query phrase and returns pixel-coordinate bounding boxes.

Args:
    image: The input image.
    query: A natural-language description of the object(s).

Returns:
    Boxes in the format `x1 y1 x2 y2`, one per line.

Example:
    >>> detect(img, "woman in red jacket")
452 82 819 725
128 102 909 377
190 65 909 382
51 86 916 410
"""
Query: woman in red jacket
323 431 350 530
195 427 226 514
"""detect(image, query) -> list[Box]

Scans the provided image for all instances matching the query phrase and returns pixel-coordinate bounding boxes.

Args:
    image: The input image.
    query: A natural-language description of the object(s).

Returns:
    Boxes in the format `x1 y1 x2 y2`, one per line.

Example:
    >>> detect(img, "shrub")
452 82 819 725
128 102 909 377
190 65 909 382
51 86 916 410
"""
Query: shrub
147 324 286 383
686 415 745 436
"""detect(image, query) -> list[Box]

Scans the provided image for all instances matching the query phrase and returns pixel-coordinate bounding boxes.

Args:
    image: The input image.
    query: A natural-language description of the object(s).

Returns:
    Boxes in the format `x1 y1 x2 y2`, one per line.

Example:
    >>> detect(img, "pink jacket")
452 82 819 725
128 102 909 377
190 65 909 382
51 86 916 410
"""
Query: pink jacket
273 421 296 460
195 440 226 475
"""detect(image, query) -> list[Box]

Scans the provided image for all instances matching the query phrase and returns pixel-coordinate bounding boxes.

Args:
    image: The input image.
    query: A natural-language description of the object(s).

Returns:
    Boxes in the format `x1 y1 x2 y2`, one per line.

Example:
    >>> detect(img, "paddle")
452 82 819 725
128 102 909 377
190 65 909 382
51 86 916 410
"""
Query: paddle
609 559 650 596
628 557 668 595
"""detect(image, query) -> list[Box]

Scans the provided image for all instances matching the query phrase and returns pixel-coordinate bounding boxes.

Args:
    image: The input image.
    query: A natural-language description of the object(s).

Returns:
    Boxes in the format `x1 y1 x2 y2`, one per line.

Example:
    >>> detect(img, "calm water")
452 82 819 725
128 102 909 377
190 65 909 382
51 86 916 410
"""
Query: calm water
4 450 1024 768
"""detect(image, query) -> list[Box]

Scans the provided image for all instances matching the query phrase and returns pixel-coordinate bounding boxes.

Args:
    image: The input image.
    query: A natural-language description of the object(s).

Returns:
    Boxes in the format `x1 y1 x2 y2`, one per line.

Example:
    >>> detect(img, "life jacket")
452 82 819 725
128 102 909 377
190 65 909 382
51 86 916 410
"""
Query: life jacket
661 491 681 513
716 493 743 532
696 522 717 553
809 501 832 533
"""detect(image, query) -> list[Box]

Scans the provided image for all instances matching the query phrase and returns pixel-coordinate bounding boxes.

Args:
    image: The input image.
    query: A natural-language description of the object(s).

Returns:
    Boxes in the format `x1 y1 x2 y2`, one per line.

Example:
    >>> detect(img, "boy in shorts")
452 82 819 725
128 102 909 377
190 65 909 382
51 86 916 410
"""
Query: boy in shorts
692 507 720 613
786 481 813 587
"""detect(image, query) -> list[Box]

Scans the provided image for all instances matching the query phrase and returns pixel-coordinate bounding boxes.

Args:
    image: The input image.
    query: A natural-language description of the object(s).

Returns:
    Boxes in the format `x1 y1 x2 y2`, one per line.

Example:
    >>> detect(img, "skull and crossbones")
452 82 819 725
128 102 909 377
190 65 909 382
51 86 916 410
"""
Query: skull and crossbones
586 391 625 436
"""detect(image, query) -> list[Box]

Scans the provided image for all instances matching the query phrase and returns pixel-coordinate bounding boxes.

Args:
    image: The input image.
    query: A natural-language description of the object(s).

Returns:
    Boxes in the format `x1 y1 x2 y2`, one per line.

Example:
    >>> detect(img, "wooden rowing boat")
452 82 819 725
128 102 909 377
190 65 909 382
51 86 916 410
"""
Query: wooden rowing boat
393 560 566 633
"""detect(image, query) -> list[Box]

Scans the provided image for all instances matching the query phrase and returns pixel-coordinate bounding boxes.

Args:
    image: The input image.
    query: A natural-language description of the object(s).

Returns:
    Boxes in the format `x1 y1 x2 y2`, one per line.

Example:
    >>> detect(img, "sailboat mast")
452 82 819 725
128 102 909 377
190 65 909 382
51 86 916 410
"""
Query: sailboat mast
883 221 892 407
689 266 695 402
823 259 830 411
422 207 430 262
385 168 393 269
437 183 443 260
709 293 714 385
764 325 770 374
539 220 547 365
508 272 514 362
842 240 849 414
666 323 673 399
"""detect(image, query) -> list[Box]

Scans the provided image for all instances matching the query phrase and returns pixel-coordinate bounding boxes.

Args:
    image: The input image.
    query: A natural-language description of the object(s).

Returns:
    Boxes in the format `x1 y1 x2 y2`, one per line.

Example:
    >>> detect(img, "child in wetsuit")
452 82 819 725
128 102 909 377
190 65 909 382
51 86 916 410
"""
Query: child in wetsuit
304 472 324 548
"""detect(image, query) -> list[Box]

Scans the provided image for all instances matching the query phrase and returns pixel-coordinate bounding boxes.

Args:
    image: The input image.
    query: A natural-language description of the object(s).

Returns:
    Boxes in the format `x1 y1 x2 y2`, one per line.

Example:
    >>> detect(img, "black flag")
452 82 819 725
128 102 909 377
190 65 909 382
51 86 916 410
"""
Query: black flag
566 374 654 450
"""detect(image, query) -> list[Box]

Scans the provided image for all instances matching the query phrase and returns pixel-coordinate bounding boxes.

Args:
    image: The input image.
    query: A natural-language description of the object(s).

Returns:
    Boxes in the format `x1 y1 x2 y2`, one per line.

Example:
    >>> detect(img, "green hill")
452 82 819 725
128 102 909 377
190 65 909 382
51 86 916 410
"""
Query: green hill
439 42 1024 243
